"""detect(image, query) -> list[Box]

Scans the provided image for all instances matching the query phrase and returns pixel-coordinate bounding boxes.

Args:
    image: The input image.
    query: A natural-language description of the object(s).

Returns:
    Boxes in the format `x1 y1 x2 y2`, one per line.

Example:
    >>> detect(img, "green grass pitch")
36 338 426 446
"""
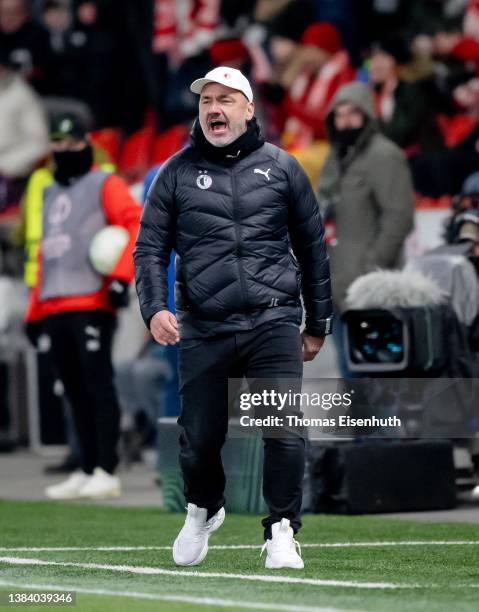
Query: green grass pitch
1 500 479 611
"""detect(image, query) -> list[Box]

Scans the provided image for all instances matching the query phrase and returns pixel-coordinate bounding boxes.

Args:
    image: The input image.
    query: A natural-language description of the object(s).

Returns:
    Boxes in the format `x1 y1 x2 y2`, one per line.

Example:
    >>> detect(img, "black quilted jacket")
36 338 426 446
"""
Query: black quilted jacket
134 119 333 338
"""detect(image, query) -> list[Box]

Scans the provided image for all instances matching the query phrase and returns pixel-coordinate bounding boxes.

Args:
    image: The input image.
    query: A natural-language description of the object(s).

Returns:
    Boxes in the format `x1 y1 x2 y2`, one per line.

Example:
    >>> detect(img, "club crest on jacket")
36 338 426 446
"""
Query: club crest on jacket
197 171 212 190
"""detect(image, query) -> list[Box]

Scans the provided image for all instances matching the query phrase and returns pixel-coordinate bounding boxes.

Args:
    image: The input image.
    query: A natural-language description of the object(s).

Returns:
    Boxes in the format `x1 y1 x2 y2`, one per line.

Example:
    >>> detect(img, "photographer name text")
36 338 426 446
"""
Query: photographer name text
239 415 402 428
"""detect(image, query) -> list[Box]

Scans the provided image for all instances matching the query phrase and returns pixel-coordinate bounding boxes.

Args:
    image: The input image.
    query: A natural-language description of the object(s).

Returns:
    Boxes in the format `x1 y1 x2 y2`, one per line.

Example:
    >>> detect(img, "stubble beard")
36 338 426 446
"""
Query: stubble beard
202 121 247 148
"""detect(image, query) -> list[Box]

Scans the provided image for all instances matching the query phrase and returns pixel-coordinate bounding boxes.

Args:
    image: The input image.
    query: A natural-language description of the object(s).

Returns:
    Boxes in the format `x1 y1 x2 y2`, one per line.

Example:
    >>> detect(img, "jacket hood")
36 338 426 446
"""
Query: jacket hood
325 82 378 150
326 82 376 121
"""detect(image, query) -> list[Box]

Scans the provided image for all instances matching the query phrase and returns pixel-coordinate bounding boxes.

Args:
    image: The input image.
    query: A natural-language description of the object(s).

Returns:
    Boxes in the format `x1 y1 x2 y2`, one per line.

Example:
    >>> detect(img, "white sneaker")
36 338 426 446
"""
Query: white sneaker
261 518 304 570
173 503 225 566
471 484 479 500
45 470 91 500
78 467 121 499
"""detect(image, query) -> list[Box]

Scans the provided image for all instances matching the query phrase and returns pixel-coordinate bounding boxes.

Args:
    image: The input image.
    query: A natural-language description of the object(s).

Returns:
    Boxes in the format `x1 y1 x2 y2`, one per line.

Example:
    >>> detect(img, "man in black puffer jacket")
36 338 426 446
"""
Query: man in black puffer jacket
134 67 332 570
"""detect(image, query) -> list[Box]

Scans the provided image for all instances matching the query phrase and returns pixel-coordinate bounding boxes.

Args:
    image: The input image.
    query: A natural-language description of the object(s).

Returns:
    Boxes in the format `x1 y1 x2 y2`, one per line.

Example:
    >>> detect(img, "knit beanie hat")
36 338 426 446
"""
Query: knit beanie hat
301 22 342 54
209 39 249 65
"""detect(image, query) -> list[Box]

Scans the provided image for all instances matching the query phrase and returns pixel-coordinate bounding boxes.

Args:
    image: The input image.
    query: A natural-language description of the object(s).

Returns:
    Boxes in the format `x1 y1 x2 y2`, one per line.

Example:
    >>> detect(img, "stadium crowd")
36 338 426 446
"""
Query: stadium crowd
4 0 479 200
1 0 479 498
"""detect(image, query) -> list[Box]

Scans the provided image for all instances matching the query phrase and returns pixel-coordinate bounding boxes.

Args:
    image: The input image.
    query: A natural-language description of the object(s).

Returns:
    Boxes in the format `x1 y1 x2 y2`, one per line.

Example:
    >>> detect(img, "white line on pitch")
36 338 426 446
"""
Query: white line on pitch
0 579 359 612
0 556 422 589
0 541 478 552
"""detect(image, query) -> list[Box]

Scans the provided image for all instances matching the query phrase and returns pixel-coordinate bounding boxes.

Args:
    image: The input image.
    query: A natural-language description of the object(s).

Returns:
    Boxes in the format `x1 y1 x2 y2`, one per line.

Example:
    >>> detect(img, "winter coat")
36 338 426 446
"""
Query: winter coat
0 71 48 178
375 80 434 150
318 82 415 312
134 119 333 339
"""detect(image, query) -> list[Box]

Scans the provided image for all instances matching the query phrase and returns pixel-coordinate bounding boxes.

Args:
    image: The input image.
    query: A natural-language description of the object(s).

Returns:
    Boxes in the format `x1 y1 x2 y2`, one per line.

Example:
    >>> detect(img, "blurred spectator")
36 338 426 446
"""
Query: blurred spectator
253 1 313 141
318 81 414 311
405 3 479 196
360 0 412 47
19 99 112 292
42 0 70 38
407 2 473 106
2 0 479 203
408 0 465 38
220 0 256 28
266 0 315 79
277 22 356 148
150 0 260 131
0 0 49 90
452 74 479 117
25 111 142 500
444 169 479 241
152 0 220 61
209 37 250 68
39 0 118 128
430 1 479 72
313 0 361 64
40 1 75 99
0 49 48 213
256 0 314 36
369 37 439 151
151 0 223 130
92 0 150 134
410 74 479 196
254 0 300 23
317 82 414 371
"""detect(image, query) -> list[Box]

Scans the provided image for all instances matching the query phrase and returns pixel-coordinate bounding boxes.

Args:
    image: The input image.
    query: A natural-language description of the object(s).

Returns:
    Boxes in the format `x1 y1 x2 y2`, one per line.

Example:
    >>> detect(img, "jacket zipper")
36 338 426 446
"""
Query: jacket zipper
230 169 249 313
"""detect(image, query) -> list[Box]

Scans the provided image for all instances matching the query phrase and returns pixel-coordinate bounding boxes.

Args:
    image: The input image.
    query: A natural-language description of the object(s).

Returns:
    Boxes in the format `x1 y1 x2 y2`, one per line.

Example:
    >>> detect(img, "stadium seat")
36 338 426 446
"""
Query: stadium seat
415 194 452 209
436 114 477 148
90 128 122 165
150 125 189 165
118 125 155 182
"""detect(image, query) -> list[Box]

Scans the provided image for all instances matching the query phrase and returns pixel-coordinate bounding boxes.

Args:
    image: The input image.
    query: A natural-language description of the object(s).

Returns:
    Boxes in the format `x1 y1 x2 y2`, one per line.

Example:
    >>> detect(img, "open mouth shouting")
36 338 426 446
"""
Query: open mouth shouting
208 117 229 137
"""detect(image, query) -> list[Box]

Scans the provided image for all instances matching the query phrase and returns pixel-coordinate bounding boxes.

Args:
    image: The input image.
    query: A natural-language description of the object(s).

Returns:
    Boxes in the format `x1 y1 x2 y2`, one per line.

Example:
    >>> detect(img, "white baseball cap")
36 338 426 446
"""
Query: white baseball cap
190 66 253 102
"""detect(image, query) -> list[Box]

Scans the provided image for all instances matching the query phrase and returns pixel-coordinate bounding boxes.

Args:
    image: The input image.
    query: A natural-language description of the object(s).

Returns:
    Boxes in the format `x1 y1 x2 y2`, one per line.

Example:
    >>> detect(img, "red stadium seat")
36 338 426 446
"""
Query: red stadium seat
415 194 453 209
90 128 122 164
436 114 477 148
150 124 189 165
118 125 155 182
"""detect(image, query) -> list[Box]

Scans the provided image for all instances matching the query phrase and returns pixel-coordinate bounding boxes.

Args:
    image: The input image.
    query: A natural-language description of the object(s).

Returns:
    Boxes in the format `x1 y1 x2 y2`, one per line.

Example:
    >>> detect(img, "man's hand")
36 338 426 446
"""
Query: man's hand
150 310 179 345
301 332 325 362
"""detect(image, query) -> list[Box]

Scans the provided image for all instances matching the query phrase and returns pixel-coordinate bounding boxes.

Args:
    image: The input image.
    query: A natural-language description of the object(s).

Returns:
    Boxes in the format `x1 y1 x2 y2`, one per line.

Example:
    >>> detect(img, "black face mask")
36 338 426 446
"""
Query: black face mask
334 126 364 149
53 145 93 185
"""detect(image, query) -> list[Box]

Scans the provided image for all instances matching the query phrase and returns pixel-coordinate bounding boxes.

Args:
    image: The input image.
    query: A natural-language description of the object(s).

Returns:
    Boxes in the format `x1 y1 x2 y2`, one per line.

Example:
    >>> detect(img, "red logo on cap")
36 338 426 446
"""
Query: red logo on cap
224 72 230 78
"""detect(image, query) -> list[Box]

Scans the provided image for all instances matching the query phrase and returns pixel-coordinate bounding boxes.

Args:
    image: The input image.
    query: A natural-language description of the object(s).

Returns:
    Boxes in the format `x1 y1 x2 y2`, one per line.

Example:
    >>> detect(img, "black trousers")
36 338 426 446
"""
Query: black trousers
177 321 305 539
44 310 120 474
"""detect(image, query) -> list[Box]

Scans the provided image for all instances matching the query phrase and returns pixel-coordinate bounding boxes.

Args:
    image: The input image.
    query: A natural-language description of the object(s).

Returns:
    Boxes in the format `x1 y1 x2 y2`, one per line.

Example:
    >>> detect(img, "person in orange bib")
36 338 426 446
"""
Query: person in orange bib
25 111 142 500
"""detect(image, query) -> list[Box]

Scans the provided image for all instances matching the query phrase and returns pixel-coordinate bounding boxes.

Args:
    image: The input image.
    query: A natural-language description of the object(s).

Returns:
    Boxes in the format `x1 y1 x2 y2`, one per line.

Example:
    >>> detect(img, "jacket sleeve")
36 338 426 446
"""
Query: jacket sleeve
363 144 414 270
101 174 142 282
134 162 177 328
286 155 333 337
